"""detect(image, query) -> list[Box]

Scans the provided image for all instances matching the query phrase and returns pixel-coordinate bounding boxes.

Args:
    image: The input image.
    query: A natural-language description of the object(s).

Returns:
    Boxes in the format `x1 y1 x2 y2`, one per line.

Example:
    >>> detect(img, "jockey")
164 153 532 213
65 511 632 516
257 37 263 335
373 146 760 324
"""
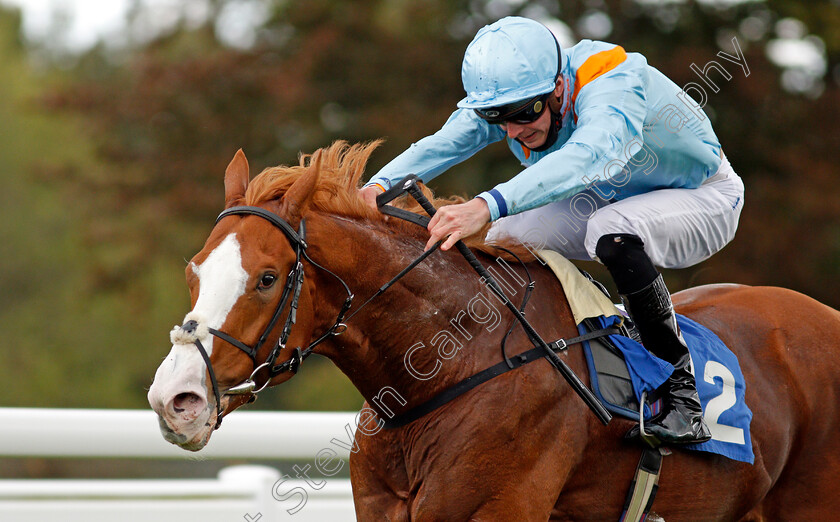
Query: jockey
359 16 744 444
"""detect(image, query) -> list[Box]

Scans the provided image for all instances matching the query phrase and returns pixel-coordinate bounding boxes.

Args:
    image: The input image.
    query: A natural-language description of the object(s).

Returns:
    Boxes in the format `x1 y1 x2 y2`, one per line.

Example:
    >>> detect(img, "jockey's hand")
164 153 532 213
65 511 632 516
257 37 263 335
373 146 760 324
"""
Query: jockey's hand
426 198 491 251
358 185 383 211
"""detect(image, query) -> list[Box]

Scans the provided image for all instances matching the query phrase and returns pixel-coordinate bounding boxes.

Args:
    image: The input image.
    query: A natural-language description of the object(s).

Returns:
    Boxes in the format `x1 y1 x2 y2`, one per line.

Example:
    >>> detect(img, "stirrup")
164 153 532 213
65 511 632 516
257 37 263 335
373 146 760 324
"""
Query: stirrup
629 390 711 445
637 391 661 449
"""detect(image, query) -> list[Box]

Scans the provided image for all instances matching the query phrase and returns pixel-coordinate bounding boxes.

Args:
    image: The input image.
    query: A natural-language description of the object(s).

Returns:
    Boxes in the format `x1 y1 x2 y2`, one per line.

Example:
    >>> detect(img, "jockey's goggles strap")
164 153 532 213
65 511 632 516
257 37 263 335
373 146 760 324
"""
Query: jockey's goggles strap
474 91 551 125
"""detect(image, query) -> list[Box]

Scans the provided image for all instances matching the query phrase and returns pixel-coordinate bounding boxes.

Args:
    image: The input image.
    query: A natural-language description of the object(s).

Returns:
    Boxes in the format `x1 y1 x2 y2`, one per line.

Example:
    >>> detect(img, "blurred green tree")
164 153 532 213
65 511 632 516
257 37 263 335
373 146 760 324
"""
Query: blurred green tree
28 0 840 410
0 6 170 408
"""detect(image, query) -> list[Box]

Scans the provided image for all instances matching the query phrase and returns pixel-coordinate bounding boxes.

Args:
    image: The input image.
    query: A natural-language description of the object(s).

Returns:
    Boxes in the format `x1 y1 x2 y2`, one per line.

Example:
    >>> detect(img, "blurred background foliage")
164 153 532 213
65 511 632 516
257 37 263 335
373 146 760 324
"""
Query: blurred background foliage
1 0 839 413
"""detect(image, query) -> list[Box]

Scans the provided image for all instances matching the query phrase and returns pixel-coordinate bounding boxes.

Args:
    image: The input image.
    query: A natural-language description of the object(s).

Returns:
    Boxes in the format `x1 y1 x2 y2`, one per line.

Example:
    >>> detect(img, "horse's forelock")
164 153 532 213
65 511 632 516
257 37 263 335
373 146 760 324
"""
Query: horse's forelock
244 140 383 219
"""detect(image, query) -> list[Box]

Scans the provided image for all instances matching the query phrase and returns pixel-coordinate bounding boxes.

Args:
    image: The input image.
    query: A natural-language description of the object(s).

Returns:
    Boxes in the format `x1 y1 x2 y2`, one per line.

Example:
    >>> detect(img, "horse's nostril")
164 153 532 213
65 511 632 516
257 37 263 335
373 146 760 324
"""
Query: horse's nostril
173 392 202 414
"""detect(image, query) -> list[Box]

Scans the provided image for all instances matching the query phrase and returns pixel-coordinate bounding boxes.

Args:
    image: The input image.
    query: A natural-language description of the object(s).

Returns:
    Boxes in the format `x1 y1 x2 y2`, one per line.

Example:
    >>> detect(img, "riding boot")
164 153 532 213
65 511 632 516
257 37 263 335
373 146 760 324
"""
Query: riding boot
621 275 711 444
595 234 711 445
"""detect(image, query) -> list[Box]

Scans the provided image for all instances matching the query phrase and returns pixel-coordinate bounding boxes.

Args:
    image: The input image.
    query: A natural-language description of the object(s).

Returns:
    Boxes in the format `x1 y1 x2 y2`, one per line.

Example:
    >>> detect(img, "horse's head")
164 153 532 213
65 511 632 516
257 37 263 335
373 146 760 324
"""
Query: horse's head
147 147 331 451
147 140 507 450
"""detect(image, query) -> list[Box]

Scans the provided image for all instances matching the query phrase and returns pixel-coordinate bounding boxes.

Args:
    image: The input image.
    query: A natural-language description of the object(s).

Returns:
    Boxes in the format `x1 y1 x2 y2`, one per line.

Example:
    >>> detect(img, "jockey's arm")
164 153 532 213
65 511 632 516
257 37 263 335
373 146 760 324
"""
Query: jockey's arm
421 82 651 249
360 110 505 205
477 67 649 221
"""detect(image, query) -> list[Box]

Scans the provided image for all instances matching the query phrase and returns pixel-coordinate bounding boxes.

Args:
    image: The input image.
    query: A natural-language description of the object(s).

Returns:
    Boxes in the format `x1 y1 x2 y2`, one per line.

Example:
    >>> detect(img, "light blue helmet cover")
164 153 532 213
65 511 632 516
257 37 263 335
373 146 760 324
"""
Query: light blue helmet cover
457 17 561 110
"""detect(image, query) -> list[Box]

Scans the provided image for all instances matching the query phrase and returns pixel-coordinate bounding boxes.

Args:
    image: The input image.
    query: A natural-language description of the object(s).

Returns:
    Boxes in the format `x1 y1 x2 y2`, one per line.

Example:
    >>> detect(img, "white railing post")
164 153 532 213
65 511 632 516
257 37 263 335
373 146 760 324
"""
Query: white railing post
218 465 282 520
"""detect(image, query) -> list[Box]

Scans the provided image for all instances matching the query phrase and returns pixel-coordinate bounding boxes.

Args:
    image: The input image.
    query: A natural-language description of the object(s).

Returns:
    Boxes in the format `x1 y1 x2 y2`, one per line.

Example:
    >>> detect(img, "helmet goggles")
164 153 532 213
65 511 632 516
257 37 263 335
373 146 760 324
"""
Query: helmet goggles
473 91 551 125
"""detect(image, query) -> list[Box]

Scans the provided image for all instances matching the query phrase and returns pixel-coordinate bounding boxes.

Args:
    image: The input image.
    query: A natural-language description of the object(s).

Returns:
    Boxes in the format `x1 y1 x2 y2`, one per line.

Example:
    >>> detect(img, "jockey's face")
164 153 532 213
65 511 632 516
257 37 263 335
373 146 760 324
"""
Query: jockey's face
502 106 553 148
501 80 564 149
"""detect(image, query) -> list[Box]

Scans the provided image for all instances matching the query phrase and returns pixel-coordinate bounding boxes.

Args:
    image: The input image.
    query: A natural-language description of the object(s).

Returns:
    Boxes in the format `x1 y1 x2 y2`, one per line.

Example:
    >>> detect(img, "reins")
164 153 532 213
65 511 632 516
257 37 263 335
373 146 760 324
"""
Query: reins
178 174 619 430
177 204 445 429
376 175 615 426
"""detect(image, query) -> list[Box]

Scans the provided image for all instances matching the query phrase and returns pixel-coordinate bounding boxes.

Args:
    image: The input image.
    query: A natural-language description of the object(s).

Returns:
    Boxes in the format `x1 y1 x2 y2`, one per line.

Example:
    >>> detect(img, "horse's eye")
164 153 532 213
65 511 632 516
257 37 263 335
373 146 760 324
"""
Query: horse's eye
258 273 277 290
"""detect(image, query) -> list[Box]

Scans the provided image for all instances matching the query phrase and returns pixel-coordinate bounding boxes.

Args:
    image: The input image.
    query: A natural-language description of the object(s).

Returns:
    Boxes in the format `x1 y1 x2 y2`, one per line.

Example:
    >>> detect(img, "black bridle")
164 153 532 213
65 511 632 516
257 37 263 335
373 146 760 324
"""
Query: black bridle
181 205 353 429
177 177 615 432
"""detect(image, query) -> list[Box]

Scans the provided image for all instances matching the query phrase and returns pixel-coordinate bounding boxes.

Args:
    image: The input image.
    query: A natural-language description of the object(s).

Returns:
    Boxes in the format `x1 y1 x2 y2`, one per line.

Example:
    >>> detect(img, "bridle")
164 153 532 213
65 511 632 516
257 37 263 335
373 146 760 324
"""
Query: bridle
179 202 440 430
176 175 615 432
179 205 353 429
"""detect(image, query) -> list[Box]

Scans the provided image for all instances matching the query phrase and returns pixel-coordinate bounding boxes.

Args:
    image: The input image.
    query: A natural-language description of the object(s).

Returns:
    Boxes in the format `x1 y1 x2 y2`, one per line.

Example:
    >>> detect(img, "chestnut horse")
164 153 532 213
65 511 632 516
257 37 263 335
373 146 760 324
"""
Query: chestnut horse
148 141 840 521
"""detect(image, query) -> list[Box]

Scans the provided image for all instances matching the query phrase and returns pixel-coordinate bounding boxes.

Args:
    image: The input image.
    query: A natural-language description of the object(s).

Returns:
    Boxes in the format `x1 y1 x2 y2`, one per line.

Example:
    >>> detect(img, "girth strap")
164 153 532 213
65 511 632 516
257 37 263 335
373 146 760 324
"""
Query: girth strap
619 446 668 522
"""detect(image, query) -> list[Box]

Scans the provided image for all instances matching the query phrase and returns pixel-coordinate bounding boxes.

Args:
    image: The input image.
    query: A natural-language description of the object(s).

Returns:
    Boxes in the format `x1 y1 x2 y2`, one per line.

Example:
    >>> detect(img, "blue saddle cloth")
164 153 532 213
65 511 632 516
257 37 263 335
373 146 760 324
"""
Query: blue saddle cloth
581 314 754 464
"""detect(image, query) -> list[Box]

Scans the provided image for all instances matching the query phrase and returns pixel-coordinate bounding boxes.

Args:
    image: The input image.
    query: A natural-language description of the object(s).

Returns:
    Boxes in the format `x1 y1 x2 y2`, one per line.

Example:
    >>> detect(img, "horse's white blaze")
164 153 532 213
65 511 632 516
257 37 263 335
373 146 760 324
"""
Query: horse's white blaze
190 233 249 350
148 233 248 421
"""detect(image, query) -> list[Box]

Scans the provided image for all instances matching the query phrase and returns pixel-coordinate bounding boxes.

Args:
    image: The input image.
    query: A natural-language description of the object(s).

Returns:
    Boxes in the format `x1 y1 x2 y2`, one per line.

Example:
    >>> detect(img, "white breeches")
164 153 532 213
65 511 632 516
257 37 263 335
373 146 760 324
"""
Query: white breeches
487 154 744 269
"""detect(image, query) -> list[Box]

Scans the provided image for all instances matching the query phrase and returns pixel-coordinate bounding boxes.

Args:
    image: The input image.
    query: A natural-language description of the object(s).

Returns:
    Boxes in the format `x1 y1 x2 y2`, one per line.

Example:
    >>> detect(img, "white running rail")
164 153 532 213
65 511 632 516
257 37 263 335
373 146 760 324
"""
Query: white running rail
0 408 359 521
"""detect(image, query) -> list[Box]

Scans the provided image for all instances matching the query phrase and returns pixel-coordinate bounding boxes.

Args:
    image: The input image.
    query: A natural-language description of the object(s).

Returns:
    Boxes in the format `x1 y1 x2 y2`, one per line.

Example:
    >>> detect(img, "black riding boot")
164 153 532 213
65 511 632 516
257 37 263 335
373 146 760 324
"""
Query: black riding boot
596 234 711 445
621 275 711 444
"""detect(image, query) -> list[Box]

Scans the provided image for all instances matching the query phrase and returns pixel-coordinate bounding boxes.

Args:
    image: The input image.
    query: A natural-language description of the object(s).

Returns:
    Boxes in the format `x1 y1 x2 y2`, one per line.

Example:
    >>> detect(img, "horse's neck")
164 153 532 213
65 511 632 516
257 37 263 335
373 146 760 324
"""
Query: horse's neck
306 214 483 398
307 213 582 412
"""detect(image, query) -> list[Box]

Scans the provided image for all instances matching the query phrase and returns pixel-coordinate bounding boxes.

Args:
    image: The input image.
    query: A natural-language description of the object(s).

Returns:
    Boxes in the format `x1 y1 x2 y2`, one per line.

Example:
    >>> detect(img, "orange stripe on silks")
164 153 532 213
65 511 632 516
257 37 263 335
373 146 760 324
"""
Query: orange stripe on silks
521 144 531 159
572 46 628 121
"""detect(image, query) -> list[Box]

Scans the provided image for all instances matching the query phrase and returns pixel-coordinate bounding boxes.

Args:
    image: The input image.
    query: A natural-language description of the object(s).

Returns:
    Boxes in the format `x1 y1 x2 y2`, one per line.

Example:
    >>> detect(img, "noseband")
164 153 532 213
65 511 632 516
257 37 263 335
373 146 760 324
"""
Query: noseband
179 206 353 429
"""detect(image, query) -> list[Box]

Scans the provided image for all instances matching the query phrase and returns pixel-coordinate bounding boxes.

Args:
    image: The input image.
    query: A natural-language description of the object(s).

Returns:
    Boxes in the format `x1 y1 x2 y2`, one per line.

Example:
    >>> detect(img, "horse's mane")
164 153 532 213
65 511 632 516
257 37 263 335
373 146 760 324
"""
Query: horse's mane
245 140 534 260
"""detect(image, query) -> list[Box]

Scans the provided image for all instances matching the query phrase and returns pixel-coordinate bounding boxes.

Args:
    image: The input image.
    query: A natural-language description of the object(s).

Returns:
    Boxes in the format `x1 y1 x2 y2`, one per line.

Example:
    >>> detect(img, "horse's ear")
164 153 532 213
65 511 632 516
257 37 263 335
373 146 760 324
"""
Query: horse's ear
278 150 322 226
224 149 250 208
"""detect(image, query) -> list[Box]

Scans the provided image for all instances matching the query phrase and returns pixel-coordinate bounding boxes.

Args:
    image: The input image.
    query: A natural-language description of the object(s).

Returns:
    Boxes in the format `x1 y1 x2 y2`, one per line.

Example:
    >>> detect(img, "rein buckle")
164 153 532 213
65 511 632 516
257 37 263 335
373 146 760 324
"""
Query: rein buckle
549 339 568 352
332 323 348 335
289 347 303 374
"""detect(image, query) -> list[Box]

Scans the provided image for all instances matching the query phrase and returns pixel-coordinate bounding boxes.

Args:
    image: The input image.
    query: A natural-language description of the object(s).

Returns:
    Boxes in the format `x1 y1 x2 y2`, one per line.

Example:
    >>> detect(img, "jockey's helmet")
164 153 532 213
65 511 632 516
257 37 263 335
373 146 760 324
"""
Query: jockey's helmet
457 17 562 112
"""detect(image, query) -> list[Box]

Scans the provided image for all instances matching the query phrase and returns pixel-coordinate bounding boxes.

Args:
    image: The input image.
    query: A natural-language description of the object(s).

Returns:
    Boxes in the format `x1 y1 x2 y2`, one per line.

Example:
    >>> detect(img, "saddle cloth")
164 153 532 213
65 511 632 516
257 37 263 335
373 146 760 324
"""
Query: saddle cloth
537 251 754 464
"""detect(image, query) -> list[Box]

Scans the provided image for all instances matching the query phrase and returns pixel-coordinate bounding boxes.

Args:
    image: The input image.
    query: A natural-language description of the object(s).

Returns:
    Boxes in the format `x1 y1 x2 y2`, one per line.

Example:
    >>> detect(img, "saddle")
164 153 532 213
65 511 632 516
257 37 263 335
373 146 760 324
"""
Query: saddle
539 250 753 464
374 177 751 522
580 315 663 418
536 250 664 420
